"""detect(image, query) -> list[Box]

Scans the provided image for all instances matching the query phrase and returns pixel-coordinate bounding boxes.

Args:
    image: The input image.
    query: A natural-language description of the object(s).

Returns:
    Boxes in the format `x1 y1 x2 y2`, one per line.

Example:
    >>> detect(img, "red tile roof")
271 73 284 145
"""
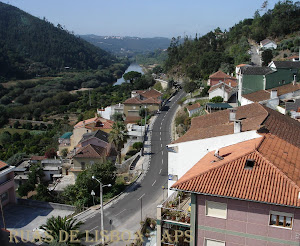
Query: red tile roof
0 160 8 169
172 103 300 145
172 103 268 144
74 117 114 129
242 83 300 102
73 144 107 158
124 96 161 105
138 89 162 99
30 156 46 161
209 71 232 79
208 82 234 93
186 103 201 111
172 136 300 207
125 116 141 124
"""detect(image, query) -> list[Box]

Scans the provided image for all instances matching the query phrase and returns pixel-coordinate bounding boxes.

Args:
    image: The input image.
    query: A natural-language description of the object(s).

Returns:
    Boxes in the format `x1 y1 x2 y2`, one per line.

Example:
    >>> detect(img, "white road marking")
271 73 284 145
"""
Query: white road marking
90 226 99 231
152 180 156 186
115 209 126 216
90 214 96 219
138 193 145 200
162 159 164 165
161 144 162 148
159 169 162 174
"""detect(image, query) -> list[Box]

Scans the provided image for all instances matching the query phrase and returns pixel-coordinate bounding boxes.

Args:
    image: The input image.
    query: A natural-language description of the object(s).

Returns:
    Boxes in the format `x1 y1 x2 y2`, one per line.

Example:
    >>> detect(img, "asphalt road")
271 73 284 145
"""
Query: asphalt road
78 89 185 245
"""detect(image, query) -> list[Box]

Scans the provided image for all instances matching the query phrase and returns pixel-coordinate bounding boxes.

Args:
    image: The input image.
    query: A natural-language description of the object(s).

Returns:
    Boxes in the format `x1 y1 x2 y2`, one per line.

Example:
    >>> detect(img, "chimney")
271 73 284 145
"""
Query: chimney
229 82 231 87
229 108 237 122
234 121 242 133
293 75 297 85
270 90 278 99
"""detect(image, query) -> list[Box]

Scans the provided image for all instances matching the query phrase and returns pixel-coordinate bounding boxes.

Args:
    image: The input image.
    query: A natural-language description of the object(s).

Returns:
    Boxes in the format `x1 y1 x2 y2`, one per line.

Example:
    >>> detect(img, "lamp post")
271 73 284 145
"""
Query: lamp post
92 176 111 245
91 190 95 206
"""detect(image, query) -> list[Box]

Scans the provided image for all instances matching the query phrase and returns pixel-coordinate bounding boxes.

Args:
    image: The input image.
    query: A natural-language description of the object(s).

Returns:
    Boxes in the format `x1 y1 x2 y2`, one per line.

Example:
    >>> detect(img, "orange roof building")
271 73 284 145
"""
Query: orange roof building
208 70 237 87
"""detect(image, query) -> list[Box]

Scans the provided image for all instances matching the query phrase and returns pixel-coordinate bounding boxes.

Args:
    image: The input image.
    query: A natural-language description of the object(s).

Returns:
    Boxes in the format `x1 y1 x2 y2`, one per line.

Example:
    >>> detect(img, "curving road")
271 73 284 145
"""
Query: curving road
78 89 185 245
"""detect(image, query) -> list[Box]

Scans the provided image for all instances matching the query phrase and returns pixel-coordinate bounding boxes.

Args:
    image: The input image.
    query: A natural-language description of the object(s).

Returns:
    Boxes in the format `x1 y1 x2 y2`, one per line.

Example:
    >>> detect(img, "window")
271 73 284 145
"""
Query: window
206 200 227 219
269 211 293 228
205 238 225 246
245 159 255 169
81 162 86 170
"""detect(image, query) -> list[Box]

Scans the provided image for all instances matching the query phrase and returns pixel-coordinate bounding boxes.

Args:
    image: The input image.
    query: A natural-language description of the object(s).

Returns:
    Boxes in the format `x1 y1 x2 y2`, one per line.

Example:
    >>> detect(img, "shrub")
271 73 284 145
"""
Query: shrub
133 142 143 151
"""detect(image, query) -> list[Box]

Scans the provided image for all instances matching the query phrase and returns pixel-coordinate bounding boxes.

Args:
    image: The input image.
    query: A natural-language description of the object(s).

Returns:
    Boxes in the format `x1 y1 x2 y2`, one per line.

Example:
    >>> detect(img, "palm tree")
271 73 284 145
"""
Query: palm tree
39 216 90 245
108 121 128 164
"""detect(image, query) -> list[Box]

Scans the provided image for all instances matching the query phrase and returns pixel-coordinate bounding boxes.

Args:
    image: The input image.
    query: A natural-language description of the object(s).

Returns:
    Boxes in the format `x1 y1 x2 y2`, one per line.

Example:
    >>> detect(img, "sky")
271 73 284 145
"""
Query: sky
4 0 288 38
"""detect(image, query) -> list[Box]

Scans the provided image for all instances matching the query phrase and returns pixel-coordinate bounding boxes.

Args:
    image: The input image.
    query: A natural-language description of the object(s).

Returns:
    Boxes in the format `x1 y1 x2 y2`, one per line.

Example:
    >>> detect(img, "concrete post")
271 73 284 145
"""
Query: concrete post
156 205 162 246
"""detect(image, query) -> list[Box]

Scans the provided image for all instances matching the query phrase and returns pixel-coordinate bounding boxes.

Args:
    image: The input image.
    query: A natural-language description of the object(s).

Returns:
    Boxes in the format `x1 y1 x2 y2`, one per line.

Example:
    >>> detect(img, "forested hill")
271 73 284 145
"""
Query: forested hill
165 0 300 80
80 35 171 57
0 2 115 81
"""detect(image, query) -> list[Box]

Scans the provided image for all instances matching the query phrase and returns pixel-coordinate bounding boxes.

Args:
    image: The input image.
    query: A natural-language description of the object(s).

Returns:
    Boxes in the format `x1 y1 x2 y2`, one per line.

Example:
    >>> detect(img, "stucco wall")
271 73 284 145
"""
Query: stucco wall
167 131 261 196
242 75 265 95
266 69 294 90
196 195 300 246
209 88 230 101
240 96 254 106
73 157 105 170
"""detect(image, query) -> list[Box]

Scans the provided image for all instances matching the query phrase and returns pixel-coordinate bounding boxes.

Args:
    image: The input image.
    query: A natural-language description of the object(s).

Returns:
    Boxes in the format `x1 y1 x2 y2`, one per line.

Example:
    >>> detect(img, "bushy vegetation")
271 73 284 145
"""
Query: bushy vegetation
0 2 122 80
164 1 300 79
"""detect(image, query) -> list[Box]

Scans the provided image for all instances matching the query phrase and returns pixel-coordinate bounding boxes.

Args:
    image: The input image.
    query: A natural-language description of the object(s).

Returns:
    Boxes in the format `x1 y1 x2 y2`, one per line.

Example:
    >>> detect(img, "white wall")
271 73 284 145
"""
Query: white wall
263 43 277 49
209 88 229 101
97 106 112 120
240 96 253 106
167 130 261 196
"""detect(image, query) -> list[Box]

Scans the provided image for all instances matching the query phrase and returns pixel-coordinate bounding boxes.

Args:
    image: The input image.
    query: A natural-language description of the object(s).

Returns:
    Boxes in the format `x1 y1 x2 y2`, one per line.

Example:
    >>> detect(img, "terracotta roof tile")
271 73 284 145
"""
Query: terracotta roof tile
0 160 8 169
75 117 113 129
208 82 234 93
172 103 268 144
172 136 300 207
125 116 141 124
243 83 300 102
139 89 162 98
30 156 46 161
73 144 106 158
209 71 233 79
186 103 201 111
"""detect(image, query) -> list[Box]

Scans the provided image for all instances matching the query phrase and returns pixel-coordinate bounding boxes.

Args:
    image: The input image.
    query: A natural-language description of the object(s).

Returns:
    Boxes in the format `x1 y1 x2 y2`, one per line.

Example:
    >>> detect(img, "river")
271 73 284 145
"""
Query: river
115 63 144 85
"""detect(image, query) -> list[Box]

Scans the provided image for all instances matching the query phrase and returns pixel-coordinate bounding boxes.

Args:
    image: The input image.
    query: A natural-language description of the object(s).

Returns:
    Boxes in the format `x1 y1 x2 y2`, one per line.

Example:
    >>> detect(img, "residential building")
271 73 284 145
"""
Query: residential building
208 71 237 87
166 103 300 197
70 117 114 151
97 103 124 120
58 132 73 155
260 38 277 49
41 159 62 182
208 82 236 102
205 102 233 113
167 131 300 246
70 144 117 179
123 89 162 121
241 82 300 111
237 61 300 103
0 160 16 206
186 103 202 117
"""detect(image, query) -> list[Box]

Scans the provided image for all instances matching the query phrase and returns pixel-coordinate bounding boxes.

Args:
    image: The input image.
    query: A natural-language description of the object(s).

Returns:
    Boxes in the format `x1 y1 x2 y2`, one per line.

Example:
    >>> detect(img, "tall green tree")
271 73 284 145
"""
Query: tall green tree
108 121 128 164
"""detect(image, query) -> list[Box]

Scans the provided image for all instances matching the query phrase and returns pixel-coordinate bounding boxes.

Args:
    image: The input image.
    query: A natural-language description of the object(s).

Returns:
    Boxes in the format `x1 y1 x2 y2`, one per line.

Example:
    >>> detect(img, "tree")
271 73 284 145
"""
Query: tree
45 148 57 159
111 112 124 122
123 71 142 83
152 65 163 74
39 216 90 245
133 142 143 151
183 81 198 95
261 49 273 66
153 81 163 92
13 121 20 129
209 96 223 103
108 122 128 164
61 148 68 158
139 107 149 118
0 105 8 128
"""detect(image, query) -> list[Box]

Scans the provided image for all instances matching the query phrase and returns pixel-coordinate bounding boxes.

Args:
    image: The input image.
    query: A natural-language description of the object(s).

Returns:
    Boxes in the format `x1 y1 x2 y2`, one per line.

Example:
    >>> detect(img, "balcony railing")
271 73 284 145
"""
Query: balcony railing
160 191 191 225
0 178 14 187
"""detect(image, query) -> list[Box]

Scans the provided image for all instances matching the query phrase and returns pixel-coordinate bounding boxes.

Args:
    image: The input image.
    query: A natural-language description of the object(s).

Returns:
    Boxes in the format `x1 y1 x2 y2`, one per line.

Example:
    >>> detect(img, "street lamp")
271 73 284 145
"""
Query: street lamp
91 190 95 206
92 176 112 245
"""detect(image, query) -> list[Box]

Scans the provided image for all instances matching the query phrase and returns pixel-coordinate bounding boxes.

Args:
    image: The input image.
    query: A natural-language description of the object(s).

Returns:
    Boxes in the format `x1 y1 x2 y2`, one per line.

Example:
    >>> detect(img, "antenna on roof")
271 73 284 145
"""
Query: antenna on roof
214 149 224 160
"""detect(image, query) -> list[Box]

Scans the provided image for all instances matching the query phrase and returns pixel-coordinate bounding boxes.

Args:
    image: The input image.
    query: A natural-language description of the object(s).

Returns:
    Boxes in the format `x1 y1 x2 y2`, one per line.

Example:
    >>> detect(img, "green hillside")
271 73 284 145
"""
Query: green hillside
164 0 300 80
0 2 116 81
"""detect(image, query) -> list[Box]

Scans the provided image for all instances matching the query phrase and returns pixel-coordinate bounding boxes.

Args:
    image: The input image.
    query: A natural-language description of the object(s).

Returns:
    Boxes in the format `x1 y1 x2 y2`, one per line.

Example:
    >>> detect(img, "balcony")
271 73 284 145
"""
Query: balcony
160 191 191 225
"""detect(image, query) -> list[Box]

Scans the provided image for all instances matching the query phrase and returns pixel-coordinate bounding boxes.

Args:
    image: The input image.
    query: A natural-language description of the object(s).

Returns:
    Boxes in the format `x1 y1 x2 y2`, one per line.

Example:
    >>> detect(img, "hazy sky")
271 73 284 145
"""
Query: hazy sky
5 0 287 38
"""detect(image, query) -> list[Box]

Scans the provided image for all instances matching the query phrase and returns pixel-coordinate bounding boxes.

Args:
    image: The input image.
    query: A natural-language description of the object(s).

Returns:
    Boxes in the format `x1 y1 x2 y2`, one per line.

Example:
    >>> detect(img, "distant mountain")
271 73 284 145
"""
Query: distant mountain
0 2 116 80
80 35 171 56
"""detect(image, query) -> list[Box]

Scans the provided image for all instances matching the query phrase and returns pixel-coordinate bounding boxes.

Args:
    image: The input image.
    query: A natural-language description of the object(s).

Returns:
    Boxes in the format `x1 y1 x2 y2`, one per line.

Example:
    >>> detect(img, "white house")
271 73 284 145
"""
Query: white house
260 39 277 49
208 81 235 102
166 103 271 196
186 103 202 117
97 103 124 120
